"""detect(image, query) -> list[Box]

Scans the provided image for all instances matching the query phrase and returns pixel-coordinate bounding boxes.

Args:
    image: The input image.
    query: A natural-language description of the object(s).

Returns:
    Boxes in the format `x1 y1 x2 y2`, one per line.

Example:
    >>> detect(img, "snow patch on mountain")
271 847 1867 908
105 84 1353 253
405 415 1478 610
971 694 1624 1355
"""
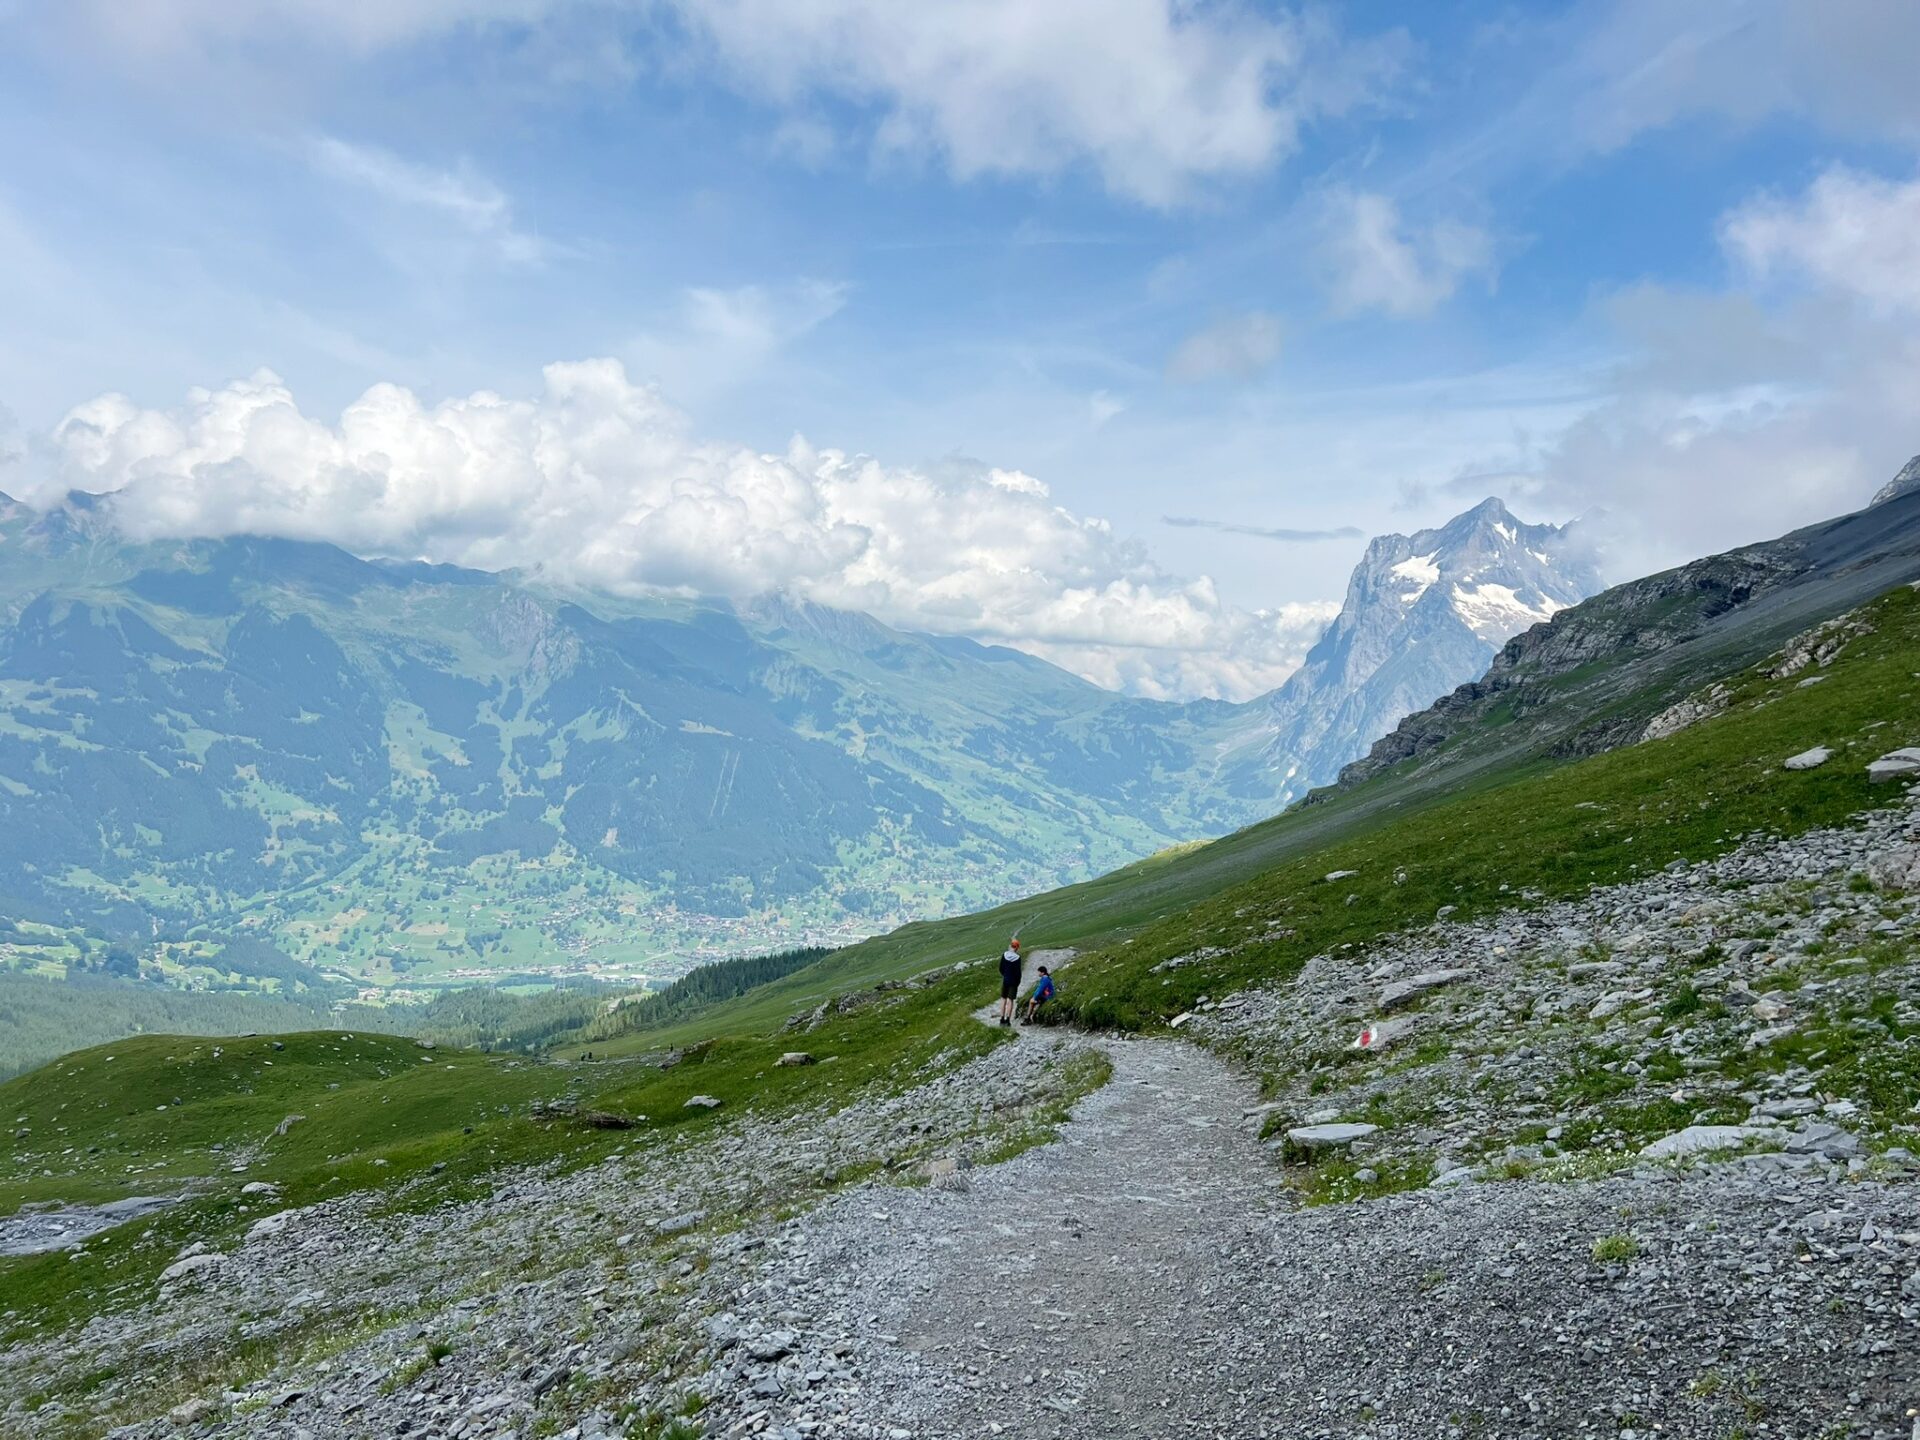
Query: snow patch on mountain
1390 553 1439 600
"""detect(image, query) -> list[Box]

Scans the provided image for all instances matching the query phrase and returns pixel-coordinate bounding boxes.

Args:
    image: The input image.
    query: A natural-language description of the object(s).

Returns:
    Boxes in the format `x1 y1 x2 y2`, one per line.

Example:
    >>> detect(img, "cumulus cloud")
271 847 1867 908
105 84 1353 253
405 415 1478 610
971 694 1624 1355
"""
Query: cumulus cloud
1721 166 1920 315
1166 311 1283 382
668 1 1409 206
1489 164 1920 581
1319 189 1496 318
38 361 1331 701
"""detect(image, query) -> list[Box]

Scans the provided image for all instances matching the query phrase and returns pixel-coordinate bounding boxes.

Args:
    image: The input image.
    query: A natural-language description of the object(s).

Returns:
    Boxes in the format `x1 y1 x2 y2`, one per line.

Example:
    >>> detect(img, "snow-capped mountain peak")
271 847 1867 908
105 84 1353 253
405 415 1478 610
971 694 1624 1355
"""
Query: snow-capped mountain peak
1241 497 1602 804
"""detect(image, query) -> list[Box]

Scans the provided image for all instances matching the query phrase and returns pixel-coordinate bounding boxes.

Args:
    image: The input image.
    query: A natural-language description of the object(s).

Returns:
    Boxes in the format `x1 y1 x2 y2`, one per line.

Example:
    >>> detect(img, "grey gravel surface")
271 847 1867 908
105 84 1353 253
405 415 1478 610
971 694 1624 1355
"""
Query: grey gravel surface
700 1034 1920 1439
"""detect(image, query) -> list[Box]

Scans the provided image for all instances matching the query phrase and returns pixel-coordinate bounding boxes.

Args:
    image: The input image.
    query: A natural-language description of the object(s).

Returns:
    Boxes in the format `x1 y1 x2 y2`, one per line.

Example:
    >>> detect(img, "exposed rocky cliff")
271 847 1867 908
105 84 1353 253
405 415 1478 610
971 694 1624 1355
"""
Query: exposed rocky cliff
1337 482 1920 793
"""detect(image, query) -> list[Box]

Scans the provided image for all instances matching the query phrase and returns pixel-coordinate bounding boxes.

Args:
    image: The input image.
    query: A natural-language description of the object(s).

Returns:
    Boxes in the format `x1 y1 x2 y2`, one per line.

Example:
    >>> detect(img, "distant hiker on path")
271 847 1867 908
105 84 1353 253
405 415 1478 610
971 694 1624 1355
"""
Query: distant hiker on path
997 939 1023 1026
1023 966 1055 1025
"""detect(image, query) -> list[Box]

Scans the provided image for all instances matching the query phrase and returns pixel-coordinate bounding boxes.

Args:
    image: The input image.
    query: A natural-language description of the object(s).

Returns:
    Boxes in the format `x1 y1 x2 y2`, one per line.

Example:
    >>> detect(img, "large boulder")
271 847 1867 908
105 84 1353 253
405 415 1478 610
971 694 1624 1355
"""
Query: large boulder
1867 845 1920 892
1867 748 1920 783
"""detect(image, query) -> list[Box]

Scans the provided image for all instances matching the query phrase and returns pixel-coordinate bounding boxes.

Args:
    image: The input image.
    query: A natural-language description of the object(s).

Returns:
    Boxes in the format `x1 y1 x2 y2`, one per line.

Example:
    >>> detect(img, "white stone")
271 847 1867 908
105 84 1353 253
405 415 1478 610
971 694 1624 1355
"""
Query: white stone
1868 748 1920 783
1783 746 1832 771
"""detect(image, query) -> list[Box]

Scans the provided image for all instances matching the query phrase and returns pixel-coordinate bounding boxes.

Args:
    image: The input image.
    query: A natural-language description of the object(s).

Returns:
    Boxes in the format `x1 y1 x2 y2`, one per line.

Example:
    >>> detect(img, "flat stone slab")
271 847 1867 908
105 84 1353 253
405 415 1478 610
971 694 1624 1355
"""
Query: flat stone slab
684 1095 724 1109
1286 1122 1379 1150
1783 746 1833 771
1867 747 1920 783
1379 969 1472 1012
1639 1124 1778 1161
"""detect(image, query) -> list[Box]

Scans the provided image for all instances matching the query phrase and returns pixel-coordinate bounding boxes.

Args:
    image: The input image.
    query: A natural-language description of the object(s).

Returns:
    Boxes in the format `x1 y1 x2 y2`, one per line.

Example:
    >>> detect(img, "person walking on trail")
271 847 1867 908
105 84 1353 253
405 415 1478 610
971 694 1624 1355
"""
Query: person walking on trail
997 938 1023 1026
1022 966 1055 1025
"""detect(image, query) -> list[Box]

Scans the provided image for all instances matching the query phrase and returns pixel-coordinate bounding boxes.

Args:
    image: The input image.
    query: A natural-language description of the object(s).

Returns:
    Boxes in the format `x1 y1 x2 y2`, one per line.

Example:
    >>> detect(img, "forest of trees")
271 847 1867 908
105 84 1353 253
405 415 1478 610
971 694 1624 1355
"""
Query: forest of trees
568 944 833 1044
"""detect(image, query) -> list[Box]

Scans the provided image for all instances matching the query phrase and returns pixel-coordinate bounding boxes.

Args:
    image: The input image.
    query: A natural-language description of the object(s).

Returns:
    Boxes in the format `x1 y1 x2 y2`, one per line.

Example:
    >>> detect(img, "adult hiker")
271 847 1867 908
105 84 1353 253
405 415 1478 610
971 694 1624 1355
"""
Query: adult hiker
996 938 1023 1026
1022 965 1055 1025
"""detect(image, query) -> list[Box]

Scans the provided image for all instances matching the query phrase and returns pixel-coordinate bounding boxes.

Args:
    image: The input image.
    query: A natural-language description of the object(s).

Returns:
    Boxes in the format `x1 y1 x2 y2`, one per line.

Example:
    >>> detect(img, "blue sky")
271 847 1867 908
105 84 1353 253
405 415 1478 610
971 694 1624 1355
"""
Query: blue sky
2 2 1918 698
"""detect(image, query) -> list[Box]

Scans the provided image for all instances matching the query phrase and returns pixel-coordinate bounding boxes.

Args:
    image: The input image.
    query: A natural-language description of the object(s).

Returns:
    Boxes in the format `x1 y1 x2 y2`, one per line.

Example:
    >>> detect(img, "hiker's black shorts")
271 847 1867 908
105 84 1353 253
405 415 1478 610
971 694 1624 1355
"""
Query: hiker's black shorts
1000 973 1020 1000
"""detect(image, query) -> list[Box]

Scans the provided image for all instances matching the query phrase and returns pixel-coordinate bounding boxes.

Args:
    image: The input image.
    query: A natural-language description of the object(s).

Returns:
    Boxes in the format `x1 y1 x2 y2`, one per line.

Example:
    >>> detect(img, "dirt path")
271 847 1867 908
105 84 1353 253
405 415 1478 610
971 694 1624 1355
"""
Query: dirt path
751 1026 1289 1438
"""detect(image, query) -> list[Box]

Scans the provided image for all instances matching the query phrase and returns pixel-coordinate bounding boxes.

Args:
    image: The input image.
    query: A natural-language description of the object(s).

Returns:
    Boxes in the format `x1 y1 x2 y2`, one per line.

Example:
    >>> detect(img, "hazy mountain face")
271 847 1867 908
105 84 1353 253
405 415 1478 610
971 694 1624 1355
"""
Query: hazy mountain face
0 492 1594 985
0 503 1283 983
1236 498 1603 803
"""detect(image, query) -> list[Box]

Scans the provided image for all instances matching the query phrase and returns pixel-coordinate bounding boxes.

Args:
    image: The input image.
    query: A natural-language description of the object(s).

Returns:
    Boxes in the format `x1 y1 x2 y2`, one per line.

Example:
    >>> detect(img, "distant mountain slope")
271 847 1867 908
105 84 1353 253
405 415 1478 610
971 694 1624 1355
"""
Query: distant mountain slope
1231 498 1600 804
0 490 1618 989
0 502 1279 981
1338 481 1920 793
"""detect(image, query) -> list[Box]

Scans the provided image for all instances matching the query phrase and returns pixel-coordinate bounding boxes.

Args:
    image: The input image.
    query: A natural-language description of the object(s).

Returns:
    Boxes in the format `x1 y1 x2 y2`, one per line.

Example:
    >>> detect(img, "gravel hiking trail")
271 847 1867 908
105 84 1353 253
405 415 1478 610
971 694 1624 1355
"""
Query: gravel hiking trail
772 1022 1294 1438
737 997 1919 1438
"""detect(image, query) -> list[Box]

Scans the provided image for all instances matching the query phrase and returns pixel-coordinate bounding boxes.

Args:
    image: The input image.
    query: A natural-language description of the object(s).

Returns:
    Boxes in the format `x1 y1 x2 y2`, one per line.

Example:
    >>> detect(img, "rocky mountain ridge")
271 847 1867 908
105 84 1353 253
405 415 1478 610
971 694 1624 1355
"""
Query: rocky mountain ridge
1338 479 1920 793
1240 497 1600 805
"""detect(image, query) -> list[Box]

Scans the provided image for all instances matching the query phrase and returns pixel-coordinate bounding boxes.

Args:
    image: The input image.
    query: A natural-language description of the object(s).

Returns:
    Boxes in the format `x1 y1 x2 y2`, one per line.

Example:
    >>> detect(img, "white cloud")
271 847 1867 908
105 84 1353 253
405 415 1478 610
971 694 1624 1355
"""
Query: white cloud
1576 0 1920 152
308 136 553 264
1487 165 1920 581
38 361 1330 701
669 0 1408 206
1166 311 1282 382
1319 190 1496 318
1721 166 1920 315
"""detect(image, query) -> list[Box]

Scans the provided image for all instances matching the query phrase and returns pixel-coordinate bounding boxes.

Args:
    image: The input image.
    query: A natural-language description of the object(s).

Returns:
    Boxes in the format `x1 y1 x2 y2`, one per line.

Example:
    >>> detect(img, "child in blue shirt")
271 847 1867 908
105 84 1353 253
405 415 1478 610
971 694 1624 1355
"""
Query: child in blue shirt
1022 966 1055 1025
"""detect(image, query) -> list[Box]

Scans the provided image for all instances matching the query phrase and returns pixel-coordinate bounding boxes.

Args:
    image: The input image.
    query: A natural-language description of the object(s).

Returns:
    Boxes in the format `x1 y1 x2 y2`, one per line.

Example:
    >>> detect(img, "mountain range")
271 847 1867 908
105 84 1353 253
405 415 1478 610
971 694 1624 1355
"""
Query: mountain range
0 490 1595 990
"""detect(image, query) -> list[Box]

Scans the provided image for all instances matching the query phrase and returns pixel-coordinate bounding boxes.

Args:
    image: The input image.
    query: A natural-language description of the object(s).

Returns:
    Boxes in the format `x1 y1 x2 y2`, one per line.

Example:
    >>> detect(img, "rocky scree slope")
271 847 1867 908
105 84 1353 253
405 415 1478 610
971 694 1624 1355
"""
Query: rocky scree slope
1340 482 1920 794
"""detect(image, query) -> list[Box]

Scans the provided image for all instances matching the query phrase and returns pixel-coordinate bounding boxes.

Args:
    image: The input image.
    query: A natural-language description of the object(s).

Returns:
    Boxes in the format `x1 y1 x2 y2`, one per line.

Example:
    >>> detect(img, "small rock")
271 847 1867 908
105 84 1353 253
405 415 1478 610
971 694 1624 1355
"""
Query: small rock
1783 746 1833 771
684 1095 724 1110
